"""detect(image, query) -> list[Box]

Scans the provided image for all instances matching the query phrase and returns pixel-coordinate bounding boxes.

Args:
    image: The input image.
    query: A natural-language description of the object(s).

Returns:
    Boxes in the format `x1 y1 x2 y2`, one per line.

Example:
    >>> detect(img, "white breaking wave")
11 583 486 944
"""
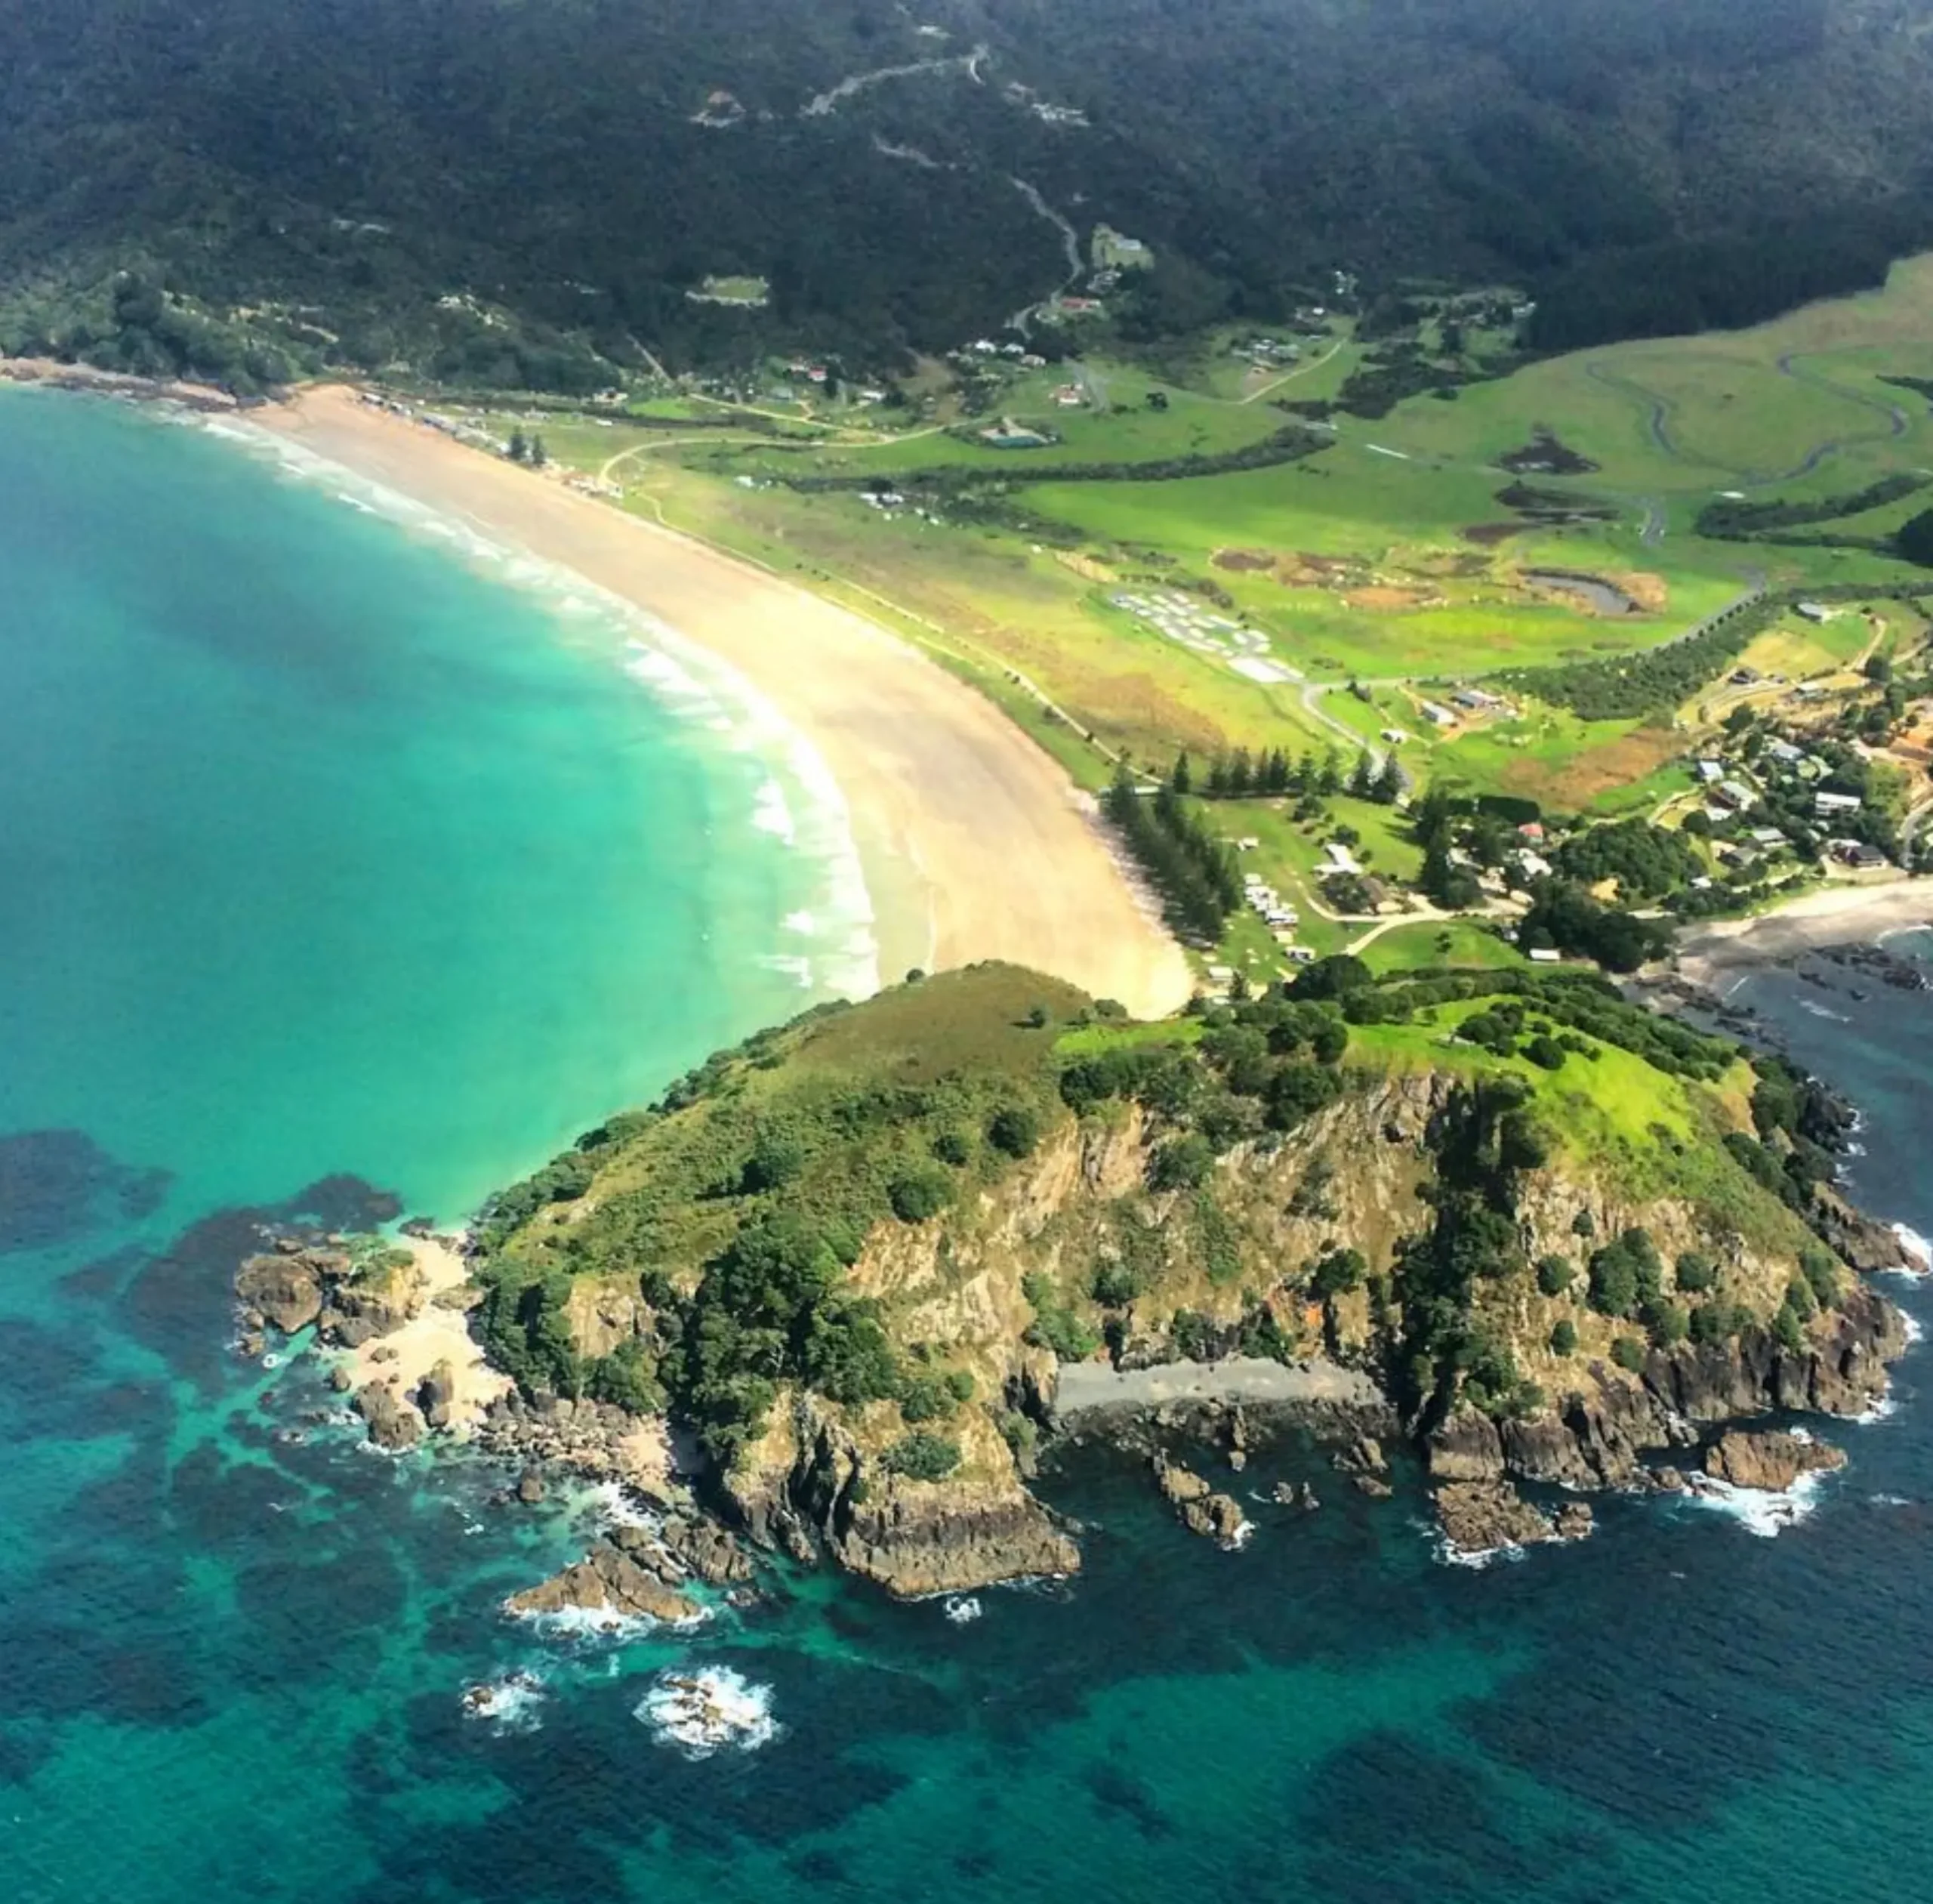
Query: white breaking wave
1891 1224 1932 1271
751 776 796 844
461 1671 549 1732
1797 999 1850 1023
205 415 883 1004
1681 1470 1829 1538
636 1667 779 1758
944 1595 984 1625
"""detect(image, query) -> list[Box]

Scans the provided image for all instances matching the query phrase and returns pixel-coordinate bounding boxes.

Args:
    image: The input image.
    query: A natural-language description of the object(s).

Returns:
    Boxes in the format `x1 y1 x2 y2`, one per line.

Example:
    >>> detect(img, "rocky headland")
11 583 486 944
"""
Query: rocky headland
236 964 1921 1603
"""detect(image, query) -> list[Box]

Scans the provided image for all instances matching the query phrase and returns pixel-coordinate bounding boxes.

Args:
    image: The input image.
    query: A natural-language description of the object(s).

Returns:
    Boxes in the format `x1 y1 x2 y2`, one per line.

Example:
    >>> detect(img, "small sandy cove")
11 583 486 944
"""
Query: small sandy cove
1675 878 1933 989
338 1236 510 1433
256 387 1193 1019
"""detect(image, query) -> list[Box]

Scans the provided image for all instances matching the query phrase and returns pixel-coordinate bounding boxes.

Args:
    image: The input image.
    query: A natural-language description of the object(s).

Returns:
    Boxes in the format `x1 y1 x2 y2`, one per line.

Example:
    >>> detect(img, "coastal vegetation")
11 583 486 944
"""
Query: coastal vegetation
468 959 1889 1580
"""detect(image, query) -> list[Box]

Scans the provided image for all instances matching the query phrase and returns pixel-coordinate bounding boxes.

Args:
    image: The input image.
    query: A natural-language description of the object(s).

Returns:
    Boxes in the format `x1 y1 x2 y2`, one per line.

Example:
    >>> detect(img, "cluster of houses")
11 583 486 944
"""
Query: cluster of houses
1229 335 1309 371
960 339 1049 368
1108 590 1295 685
1694 752 1867 826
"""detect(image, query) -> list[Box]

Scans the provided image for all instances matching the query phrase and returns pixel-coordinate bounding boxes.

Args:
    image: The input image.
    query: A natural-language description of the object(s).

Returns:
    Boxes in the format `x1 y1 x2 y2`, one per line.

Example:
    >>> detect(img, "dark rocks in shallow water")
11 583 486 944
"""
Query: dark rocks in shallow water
1703 1428 1845 1492
0 1128 171 1255
1353 1474 1394 1499
352 1381 423 1452
1433 1480 1554 1554
328 1366 353 1394
515 1467 547 1505
1151 1455 1248 1547
234 1251 328 1334
1333 1433 1389 1477
504 1543 699 1627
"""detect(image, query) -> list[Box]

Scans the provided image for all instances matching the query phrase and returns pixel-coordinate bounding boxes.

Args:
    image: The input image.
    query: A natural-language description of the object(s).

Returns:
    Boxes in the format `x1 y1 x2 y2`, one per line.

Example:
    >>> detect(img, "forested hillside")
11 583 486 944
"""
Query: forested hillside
4 0 1931 387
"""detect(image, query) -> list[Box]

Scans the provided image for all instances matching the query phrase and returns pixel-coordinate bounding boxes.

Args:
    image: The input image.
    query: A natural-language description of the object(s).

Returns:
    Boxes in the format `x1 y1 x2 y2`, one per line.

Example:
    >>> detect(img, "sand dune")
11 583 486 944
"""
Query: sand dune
254 387 1193 1020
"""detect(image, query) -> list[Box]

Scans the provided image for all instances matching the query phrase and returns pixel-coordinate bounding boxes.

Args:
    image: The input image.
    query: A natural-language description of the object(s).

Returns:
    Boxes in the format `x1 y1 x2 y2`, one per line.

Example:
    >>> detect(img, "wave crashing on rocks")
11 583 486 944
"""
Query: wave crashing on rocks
635 1667 778 1758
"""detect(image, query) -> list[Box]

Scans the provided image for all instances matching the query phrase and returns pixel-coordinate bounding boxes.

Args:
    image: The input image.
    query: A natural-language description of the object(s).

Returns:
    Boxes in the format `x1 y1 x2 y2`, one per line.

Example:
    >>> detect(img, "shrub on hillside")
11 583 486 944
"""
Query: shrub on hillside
1537 1254 1576 1298
883 1432 961 1482
888 1166 952 1224
988 1104 1041 1159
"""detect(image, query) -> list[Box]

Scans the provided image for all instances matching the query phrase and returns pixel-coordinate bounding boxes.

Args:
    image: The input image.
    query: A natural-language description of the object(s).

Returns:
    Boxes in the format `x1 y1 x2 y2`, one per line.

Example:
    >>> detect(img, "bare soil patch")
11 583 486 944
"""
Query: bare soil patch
1211 548 1276 572
1498 724 1681 809
1346 585 1433 610
1462 521 1525 546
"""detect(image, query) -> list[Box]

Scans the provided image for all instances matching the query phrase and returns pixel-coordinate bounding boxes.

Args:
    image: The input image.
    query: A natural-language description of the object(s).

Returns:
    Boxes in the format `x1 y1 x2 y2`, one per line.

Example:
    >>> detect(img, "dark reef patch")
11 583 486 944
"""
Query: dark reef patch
0 1128 170 1255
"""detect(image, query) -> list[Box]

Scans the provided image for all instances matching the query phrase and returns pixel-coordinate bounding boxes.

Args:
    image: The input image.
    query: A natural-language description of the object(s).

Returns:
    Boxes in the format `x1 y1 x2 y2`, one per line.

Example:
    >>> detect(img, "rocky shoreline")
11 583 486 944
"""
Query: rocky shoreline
1419 1280 1904 1554
0 355 243 412
234 1214 1915 1601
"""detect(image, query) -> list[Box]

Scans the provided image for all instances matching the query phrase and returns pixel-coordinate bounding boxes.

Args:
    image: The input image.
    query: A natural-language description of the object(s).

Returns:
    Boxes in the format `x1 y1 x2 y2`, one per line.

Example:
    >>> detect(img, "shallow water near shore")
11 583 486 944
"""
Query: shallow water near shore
5 393 1933 1901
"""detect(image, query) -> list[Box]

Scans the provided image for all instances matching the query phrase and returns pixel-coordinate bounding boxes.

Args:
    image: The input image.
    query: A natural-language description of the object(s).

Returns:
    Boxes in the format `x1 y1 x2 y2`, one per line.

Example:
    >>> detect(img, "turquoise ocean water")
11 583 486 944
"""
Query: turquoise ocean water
2 390 1931 1903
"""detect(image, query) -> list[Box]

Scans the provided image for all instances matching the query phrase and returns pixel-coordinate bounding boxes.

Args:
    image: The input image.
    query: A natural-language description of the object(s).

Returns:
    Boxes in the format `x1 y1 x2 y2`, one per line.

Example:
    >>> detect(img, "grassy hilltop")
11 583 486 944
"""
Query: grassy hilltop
469 960 1879 1582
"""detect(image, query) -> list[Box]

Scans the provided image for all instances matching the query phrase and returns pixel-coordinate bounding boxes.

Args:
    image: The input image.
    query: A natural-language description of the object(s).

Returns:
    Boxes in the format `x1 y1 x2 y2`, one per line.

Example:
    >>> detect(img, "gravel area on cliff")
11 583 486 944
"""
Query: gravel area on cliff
1053 1356 1384 1415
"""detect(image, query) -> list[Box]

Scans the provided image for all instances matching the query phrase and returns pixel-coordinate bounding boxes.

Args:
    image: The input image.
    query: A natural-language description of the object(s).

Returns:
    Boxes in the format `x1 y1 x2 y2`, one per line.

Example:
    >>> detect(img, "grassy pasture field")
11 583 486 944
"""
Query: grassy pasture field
1360 919 1527 975
497 255 1933 819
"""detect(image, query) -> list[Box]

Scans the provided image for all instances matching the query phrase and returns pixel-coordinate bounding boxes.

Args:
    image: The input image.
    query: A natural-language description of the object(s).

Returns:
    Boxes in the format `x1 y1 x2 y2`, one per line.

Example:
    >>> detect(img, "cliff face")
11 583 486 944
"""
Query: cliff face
1430 1281 1907 1491
720 1393 1078 1596
695 1079 1451 1591
471 966 1914 1594
547 1056 1911 1589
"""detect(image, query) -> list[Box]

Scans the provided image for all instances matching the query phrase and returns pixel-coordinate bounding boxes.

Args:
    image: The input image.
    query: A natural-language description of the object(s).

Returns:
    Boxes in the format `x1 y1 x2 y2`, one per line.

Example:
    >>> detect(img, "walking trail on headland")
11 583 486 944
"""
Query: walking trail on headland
253 386 1194 1019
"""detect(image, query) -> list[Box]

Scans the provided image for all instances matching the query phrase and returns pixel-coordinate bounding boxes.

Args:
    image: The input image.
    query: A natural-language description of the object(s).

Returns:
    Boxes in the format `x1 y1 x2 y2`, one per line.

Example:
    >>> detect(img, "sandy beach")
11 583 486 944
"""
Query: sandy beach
336 1236 512 1433
252 386 1194 1019
1674 878 1933 992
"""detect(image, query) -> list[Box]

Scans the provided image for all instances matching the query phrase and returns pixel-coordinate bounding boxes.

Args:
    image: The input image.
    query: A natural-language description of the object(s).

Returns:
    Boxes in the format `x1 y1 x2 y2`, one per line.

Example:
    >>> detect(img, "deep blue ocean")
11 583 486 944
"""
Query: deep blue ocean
3 391 1931 1904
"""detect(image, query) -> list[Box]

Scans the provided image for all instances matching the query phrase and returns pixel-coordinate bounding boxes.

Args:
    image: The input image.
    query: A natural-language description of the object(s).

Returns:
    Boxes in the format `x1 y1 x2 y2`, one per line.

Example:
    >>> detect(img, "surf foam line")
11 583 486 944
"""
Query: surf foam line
205 415 882 1004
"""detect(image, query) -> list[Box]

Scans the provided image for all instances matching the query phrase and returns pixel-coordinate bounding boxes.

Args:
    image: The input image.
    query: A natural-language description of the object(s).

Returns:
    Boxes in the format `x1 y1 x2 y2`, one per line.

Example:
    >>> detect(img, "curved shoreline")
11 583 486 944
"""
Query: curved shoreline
250 386 1194 1018
1672 879 1933 992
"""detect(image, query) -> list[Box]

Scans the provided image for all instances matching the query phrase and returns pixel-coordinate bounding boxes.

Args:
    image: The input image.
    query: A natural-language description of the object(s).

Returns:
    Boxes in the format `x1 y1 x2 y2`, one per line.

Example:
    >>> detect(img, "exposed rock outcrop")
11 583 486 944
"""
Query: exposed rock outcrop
235 1249 338 1334
1433 1480 1555 1554
1448 1282 1906 1499
504 1537 700 1627
1152 1455 1249 1547
474 1391 674 1498
417 1359 456 1431
1433 1480 1593 1555
721 1394 1078 1596
1703 1429 1845 1492
317 1254 425 1347
353 1380 423 1452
